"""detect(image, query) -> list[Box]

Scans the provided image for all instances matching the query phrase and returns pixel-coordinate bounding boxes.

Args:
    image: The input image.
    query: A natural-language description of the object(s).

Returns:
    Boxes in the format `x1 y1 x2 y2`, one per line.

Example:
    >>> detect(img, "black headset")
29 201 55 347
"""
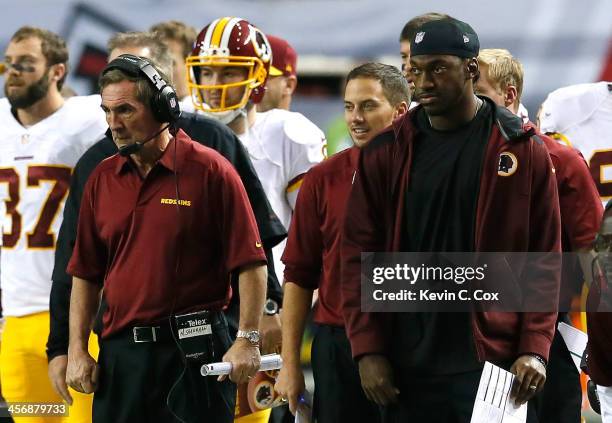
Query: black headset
102 54 181 123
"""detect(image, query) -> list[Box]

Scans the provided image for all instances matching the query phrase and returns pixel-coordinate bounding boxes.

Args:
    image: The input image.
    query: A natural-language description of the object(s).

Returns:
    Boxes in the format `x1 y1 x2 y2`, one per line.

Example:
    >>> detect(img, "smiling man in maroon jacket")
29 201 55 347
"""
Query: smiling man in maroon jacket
275 63 409 423
341 18 561 422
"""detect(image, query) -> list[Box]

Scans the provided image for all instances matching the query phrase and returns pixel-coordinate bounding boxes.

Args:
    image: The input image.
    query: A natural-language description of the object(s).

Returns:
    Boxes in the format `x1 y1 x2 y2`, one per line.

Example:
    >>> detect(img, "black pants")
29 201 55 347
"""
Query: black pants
535 327 582 423
93 317 236 423
311 324 381 423
382 368 541 423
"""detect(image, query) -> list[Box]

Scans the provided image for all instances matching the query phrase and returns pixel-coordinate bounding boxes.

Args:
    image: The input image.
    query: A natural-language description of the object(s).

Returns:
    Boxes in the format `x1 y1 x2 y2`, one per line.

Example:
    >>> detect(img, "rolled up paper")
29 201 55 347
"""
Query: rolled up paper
200 353 283 376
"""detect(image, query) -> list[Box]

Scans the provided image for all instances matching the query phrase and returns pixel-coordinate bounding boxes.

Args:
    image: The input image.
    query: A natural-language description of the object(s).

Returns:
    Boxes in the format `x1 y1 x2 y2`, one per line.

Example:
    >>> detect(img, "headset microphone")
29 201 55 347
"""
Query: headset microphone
117 123 171 157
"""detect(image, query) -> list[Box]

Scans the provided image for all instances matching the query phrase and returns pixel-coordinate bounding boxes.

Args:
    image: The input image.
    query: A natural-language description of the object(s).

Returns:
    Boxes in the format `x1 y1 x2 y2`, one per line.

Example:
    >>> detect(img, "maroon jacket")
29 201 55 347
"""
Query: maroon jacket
536 131 603 307
341 100 561 362
536 132 602 251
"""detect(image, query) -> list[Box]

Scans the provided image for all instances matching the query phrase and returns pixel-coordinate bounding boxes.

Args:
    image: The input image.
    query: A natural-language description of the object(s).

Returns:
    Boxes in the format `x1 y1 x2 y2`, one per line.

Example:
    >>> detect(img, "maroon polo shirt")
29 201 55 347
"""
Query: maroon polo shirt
68 129 266 338
282 147 359 327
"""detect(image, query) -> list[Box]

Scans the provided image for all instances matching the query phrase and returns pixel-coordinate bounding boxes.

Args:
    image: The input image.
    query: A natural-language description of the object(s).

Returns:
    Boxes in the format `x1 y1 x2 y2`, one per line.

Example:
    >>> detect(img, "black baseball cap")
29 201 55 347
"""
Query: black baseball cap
410 18 479 58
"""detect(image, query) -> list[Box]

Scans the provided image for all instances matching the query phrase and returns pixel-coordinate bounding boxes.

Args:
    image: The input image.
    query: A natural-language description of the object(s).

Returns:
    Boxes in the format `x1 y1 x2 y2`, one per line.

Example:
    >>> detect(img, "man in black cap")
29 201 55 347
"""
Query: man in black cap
399 12 449 78
341 17 561 422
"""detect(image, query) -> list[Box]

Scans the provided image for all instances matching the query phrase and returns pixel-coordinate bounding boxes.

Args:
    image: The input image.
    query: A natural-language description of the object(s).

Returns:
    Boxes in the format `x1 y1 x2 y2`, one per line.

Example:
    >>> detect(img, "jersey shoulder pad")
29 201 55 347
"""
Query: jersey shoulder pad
281 110 326 146
0 98 16 127
60 95 107 137
253 109 326 146
63 94 103 116
0 97 9 112
540 82 608 133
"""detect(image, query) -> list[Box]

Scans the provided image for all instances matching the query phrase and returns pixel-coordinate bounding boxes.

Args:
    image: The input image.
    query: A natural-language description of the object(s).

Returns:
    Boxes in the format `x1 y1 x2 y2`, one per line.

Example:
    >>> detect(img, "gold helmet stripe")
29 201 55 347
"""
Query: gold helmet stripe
220 17 242 50
202 18 221 50
210 17 232 48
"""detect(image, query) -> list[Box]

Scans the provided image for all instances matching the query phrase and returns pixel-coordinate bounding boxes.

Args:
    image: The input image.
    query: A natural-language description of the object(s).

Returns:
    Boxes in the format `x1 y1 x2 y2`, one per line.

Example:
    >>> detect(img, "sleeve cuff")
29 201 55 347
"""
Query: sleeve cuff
66 267 104 284
228 254 267 274
46 346 68 362
348 325 389 360
571 233 598 251
283 265 320 290
518 330 554 362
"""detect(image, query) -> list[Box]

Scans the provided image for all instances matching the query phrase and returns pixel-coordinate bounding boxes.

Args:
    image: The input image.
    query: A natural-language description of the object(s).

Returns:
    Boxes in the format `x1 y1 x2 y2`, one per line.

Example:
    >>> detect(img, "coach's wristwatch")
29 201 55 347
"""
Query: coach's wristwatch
264 298 280 316
236 330 260 345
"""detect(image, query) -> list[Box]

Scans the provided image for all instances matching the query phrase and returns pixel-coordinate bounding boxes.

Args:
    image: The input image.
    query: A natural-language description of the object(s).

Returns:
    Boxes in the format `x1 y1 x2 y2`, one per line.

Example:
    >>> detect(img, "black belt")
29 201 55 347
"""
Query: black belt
123 311 226 344
316 323 346 334
132 325 173 343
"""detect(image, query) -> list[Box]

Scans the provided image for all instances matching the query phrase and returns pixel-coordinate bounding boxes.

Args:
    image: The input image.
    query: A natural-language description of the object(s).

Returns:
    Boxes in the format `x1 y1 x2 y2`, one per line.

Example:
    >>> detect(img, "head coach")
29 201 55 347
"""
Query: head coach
64 54 267 423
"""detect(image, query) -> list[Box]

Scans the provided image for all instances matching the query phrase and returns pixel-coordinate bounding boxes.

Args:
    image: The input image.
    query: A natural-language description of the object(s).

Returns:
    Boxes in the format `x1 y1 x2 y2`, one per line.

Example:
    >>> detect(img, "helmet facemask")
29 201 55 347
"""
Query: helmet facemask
186 54 267 113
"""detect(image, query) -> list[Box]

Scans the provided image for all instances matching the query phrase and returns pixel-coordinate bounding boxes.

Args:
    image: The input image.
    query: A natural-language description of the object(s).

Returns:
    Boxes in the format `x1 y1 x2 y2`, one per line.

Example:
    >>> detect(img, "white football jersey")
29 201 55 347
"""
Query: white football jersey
539 81 612 204
0 95 107 316
179 96 195 114
517 103 530 124
239 109 327 283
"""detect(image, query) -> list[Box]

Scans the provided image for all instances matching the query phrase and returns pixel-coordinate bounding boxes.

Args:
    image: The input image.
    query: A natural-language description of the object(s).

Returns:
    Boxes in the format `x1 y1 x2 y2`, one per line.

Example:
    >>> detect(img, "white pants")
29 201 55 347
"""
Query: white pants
598 385 612 422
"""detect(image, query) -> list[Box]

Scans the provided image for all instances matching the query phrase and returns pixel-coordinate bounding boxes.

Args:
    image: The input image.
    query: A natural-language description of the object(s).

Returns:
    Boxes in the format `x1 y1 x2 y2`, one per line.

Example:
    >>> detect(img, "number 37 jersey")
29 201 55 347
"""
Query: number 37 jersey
0 95 107 317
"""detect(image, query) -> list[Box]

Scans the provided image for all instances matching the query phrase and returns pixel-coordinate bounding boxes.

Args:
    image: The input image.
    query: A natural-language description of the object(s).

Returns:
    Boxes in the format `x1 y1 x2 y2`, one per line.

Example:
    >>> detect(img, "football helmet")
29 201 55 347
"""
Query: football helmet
186 17 272 114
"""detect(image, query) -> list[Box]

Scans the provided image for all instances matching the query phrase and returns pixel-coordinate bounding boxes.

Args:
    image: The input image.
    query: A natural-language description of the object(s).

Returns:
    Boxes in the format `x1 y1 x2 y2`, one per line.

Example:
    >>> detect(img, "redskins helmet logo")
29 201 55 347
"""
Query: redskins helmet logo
246 24 272 64
498 152 518 176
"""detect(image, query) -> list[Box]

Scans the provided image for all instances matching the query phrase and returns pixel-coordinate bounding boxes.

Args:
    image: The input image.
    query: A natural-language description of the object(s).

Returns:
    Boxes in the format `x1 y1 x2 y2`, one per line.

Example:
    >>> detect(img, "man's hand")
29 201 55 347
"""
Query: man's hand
219 338 261 384
274 362 305 415
66 349 98 394
358 354 399 406
510 354 546 405
49 354 73 405
260 313 282 354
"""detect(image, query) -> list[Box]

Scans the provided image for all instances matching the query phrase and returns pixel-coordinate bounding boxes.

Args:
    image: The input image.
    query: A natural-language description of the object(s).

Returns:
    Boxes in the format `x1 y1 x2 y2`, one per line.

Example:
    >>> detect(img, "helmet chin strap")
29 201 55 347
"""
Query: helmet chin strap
201 107 246 125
